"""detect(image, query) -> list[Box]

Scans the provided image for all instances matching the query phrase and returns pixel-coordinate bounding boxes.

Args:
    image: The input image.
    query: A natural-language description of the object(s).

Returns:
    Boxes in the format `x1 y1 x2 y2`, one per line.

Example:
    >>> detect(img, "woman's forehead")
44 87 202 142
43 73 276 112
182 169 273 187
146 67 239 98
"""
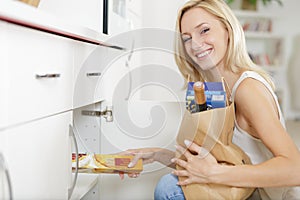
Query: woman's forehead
181 7 220 33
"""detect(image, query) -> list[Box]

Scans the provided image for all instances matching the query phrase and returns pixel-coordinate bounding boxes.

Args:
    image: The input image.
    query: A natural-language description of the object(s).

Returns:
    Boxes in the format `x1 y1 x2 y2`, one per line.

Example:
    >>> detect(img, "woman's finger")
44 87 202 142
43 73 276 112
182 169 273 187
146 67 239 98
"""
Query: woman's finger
172 169 189 177
118 149 136 156
128 173 140 178
119 172 125 180
128 153 142 168
175 144 192 160
184 140 210 158
184 140 201 153
177 177 192 186
171 157 188 169
197 147 210 158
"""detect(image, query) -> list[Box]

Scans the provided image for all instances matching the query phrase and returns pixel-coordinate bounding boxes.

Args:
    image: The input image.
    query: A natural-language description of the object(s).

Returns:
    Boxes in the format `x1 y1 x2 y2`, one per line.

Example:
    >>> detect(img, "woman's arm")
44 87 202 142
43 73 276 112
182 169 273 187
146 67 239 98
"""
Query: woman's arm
173 78 300 187
125 147 176 169
225 78 300 187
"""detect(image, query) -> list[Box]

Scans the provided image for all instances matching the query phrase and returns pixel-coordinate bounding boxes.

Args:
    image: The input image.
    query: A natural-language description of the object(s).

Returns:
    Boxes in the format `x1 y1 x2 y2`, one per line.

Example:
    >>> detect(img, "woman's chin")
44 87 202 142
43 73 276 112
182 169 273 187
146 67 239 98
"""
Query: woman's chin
197 64 217 72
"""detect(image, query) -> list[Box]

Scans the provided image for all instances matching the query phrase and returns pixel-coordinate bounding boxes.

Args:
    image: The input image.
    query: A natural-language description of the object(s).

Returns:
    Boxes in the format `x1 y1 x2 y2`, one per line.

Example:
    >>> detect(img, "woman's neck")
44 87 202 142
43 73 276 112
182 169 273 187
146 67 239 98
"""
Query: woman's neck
219 70 242 92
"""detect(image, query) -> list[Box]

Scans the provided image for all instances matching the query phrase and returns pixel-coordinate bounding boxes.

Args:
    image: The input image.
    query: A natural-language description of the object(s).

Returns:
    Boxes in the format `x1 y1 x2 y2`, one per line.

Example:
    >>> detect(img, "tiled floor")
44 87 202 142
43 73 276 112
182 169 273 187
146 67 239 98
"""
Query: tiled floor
286 120 300 148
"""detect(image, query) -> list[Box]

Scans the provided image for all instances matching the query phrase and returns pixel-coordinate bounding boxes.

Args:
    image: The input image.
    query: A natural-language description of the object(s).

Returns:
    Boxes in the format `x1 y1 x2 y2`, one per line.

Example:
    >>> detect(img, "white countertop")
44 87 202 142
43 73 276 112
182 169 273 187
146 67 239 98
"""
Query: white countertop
0 0 109 45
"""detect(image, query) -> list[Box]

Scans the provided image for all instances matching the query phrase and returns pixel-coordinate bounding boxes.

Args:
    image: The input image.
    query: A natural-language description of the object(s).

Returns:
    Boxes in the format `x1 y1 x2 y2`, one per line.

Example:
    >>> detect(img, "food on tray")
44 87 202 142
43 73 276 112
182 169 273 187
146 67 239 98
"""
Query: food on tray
71 153 143 174
72 153 91 168
94 154 143 173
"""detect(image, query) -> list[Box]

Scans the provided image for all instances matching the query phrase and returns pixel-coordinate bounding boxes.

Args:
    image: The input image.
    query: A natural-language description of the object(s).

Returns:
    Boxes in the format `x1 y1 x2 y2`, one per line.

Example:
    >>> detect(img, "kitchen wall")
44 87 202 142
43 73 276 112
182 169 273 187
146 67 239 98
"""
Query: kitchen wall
231 0 300 120
99 0 300 199
262 0 300 119
93 1 189 199
36 0 300 199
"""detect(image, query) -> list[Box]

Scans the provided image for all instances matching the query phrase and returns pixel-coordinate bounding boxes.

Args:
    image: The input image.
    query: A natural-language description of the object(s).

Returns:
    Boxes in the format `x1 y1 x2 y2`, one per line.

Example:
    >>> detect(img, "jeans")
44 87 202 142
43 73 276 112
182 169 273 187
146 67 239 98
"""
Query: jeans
154 174 185 200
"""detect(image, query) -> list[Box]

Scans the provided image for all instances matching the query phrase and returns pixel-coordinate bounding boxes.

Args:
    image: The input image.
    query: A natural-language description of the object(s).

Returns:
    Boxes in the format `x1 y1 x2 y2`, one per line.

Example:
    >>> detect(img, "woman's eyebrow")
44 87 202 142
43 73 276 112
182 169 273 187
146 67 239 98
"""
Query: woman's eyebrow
182 22 206 35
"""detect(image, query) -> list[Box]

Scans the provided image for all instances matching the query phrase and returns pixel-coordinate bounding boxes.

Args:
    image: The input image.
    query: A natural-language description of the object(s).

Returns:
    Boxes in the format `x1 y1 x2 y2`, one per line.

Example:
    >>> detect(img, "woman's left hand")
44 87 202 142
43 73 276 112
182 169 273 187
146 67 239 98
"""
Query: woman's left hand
171 140 219 186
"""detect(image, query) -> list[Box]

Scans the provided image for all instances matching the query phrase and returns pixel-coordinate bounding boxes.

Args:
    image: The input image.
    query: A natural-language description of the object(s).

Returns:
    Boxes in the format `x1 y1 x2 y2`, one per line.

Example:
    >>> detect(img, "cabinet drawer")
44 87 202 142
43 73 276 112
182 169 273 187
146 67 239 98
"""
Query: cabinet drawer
0 23 74 128
2 112 72 199
73 41 105 108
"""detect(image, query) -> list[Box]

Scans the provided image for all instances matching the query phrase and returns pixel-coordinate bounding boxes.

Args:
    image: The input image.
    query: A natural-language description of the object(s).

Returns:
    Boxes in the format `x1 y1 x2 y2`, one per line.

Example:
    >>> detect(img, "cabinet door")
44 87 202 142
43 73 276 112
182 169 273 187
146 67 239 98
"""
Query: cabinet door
73 41 104 108
0 23 74 128
2 112 72 199
39 0 104 33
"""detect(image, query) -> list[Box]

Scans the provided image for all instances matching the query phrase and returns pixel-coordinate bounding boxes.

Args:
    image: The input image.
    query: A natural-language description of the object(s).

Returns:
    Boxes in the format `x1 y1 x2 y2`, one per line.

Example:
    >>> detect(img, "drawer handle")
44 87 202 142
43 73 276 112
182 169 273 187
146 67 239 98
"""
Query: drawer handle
86 72 101 77
0 153 13 200
35 73 61 79
68 125 79 200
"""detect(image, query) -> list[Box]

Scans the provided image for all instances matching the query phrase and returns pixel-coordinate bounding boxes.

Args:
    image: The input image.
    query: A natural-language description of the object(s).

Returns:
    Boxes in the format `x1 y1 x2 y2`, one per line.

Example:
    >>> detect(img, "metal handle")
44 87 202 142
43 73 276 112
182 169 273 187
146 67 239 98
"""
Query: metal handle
68 125 79 200
35 73 61 79
0 153 13 200
81 106 113 122
86 72 101 77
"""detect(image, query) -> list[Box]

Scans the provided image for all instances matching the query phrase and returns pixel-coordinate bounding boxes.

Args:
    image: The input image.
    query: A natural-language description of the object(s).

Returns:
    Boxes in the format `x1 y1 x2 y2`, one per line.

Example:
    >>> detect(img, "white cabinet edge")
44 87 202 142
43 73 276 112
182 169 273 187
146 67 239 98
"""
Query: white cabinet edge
0 1 106 44
70 174 98 200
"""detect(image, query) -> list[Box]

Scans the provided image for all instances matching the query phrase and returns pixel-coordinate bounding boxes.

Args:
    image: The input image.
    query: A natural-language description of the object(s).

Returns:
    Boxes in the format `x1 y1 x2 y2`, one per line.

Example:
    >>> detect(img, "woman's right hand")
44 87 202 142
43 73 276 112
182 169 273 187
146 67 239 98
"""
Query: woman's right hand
126 148 159 167
118 147 175 180
118 148 157 180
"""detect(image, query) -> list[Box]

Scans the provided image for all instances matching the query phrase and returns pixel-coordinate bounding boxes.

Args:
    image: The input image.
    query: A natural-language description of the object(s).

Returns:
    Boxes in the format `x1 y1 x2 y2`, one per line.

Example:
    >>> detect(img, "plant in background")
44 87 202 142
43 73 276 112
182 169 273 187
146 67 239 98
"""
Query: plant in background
226 0 283 6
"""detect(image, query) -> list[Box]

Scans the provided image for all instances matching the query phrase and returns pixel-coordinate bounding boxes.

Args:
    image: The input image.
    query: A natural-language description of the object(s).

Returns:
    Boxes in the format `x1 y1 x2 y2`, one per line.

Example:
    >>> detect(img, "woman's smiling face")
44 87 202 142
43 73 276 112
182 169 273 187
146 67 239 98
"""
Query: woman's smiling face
180 7 229 71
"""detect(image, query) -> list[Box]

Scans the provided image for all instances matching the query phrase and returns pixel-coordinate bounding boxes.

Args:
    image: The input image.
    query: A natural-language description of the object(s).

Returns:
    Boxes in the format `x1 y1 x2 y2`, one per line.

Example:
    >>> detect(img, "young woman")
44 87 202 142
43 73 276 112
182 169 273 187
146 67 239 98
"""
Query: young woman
121 0 300 199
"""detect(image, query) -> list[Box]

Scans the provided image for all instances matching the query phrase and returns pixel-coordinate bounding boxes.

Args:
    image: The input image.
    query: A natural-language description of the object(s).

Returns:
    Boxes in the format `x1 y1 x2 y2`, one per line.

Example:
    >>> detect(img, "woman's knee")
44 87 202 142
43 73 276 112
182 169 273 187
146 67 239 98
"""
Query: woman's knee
154 174 185 200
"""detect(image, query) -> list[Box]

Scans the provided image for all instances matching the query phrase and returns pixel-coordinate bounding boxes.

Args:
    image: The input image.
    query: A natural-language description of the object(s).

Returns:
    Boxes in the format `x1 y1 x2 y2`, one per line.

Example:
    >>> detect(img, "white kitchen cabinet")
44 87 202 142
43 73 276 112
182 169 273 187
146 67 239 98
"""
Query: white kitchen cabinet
0 11 91 199
0 0 140 199
0 18 98 198
0 20 77 198
2 112 72 199
73 42 106 108
71 174 99 200
39 0 104 34
0 23 74 128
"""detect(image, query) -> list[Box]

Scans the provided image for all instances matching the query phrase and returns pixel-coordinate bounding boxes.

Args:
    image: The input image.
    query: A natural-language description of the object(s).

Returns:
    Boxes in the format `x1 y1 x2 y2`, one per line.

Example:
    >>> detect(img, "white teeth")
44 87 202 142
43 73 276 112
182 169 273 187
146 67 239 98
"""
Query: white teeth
196 51 210 58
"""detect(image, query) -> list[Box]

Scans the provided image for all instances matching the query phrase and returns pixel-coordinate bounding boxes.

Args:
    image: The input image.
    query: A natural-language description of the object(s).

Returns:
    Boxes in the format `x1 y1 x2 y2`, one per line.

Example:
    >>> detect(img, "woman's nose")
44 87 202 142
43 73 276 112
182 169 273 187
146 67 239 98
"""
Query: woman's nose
191 38 204 50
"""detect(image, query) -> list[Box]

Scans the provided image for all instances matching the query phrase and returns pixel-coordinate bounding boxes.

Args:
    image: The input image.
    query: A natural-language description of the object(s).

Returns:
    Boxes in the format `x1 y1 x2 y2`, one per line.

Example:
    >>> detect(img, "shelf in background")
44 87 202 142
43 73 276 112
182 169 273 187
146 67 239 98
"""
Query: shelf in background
244 31 282 39
233 10 276 19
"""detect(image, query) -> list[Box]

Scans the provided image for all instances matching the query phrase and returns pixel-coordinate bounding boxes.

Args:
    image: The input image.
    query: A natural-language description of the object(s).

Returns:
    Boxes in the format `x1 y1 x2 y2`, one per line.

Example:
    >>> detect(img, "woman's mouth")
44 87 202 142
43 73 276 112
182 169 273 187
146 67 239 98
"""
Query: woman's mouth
195 49 212 59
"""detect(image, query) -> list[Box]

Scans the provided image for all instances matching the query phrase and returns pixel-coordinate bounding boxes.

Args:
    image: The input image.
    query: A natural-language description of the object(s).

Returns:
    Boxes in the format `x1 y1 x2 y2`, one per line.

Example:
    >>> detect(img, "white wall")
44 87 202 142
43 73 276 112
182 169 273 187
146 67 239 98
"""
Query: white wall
141 0 187 30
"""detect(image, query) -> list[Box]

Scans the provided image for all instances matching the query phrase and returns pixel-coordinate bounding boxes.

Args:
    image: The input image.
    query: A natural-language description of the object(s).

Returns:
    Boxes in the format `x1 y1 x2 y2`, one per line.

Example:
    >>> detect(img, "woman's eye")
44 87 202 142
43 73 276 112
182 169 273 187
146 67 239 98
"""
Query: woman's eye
182 37 191 43
201 28 210 34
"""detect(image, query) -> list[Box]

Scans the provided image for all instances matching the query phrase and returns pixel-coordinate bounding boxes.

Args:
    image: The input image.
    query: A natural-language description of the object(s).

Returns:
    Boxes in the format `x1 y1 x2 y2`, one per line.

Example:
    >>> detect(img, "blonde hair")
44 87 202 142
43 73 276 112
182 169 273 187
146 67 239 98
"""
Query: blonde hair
174 0 275 90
